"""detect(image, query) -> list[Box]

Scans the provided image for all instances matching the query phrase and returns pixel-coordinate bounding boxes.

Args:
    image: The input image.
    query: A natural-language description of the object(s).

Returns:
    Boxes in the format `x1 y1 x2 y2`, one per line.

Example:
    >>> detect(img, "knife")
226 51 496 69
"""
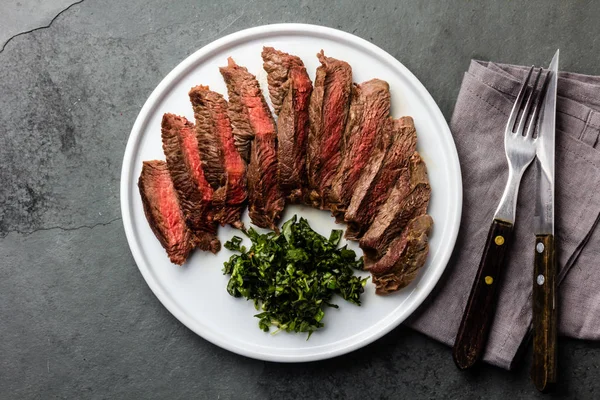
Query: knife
531 49 559 393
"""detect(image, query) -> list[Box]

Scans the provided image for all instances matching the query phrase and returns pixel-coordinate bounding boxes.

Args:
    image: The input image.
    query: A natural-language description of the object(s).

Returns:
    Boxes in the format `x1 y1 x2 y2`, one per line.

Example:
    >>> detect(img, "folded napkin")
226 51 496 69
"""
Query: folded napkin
406 60 600 369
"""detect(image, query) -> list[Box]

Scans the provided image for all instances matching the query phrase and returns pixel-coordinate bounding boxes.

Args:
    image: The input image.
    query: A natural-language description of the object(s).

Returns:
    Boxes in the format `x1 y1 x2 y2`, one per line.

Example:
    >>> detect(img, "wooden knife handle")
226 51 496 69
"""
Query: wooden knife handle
452 219 513 370
531 234 557 392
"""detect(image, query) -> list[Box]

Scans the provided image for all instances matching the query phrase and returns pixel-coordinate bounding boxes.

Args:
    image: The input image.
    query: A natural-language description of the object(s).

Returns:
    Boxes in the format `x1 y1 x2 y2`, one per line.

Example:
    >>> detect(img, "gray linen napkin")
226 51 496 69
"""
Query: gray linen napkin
406 60 600 369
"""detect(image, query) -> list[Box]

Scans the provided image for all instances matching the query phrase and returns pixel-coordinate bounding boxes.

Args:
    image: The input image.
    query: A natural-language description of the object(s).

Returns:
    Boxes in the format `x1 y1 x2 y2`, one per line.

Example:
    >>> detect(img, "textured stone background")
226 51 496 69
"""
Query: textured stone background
2 1 600 398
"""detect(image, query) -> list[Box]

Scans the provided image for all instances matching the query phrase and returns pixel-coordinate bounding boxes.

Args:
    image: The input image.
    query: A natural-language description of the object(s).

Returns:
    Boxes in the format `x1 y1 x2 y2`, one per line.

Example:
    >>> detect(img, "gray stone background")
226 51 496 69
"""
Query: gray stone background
1 0 599 398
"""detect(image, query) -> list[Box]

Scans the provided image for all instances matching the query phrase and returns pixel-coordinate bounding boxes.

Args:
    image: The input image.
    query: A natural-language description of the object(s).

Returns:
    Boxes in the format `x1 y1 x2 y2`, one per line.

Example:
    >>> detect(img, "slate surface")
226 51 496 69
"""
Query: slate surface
1 1 599 398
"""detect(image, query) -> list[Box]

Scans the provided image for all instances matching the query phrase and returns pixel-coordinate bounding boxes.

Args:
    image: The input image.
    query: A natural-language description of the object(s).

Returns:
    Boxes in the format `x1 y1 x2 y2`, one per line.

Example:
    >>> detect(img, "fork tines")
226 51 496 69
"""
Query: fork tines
508 67 549 137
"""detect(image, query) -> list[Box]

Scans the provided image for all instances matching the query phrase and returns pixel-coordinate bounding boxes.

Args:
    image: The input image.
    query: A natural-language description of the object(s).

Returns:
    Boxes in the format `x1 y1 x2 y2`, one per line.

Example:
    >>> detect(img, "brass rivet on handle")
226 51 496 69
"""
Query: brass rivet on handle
485 276 494 285
495 235 505 246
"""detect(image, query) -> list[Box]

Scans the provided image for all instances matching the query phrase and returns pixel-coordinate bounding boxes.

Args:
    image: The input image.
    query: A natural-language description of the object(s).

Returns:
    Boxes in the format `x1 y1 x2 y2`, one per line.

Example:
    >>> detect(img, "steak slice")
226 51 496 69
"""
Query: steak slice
220 57 265 164
306 50 353 209
189 89 226 190
346 148 388 238
345 117 417 239
189 86 247 228
221 57 284 230
247 133 284 231
138 160 196 265
368 215 433 295
328 79 390 219
161 114 220 253
261 46 305 114
262 47 313 202
359 152 430 261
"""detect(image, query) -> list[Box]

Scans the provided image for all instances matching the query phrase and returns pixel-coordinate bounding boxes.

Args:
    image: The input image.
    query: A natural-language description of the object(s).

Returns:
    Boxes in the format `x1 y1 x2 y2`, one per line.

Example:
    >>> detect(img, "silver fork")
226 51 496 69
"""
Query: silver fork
495 67 543 222
453 67 548 370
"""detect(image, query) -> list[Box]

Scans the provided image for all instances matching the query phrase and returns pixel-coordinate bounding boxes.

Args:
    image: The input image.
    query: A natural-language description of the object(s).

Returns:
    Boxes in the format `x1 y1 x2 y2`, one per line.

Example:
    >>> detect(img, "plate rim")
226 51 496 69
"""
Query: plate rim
120 23 463 362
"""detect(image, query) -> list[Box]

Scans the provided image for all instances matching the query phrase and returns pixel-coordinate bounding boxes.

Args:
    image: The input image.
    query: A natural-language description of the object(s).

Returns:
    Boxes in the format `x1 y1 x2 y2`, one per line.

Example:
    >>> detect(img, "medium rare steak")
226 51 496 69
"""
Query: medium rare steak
306 50 352 208
189 86 247 228
161 114 220 253
328 79 390 218
345 117 417 239
262 47 313 202
220 57 265 163
138 160 197 264
368 215 433 295
359 152 430 260
221 57 284 230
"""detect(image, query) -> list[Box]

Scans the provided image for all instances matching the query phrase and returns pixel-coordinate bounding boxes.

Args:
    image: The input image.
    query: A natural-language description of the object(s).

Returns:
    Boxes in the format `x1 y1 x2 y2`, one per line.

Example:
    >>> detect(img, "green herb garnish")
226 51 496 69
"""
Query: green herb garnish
222 215 367 338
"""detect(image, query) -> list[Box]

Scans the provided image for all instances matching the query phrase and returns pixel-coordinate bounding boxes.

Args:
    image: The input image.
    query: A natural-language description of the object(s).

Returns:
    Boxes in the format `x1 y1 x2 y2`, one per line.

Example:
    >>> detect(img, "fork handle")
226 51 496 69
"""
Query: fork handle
452 218 513 369
531 234 557 392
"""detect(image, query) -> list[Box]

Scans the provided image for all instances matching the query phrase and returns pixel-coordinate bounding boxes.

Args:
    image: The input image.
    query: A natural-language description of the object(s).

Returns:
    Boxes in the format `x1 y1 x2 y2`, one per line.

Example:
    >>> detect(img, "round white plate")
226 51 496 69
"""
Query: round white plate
120 23 462 362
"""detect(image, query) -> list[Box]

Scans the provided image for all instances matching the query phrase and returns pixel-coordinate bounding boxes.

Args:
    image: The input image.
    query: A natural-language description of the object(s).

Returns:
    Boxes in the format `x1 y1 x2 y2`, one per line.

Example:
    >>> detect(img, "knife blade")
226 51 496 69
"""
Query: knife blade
534 51 557 236
531 49 559 393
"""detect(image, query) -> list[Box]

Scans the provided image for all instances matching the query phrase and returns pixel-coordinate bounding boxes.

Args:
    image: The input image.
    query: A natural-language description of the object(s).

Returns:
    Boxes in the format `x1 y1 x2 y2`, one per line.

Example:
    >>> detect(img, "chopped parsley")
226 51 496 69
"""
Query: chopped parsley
223 215 367 338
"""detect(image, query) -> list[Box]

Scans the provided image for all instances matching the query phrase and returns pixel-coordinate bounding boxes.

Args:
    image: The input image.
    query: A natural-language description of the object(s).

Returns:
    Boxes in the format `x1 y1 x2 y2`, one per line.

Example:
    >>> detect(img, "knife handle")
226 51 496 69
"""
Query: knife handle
452 219 513 370
531 234 557 392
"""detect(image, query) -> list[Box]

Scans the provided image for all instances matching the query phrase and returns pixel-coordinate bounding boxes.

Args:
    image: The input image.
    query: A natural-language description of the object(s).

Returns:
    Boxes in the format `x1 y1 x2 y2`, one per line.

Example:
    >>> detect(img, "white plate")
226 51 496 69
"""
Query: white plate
120 23 462 362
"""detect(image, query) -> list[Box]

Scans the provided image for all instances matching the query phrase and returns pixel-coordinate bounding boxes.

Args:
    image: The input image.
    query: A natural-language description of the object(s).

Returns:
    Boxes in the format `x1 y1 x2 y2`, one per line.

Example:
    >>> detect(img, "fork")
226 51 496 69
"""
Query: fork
453 67 546 369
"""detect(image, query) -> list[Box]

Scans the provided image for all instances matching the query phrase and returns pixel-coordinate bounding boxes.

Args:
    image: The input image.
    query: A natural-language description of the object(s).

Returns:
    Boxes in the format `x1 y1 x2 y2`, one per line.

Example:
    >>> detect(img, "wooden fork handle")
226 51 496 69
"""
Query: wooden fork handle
531 234 557 392
452 219 513 369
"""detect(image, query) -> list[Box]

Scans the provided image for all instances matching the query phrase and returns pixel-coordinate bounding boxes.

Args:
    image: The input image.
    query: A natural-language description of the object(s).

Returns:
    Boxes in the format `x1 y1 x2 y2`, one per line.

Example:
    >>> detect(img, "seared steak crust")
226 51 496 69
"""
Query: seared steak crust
262 47 313 202
220 57 263 163
247 134 285 230
261 46 305 114
188 90 226 190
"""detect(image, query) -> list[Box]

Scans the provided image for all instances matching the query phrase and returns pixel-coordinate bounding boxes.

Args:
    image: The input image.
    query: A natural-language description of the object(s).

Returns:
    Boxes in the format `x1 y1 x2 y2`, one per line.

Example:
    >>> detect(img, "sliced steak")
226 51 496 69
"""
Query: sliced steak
220 57 265 163
161 113 220 253
189 86 247 228
328 79 390 218
345 117 417 239
261 46 305 114
359 152 430 260
368 215 433 295
262 47 313 202
138 160 197 264
246 134 284 230
188 89 225 190
306 50 352 208
221 57 284 230
345 147 388 239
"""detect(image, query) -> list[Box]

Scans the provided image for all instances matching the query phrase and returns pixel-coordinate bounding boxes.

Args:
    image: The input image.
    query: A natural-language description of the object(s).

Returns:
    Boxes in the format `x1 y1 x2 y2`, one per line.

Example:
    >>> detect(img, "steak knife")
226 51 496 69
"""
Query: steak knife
531 49 559 393
453 65 548 370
